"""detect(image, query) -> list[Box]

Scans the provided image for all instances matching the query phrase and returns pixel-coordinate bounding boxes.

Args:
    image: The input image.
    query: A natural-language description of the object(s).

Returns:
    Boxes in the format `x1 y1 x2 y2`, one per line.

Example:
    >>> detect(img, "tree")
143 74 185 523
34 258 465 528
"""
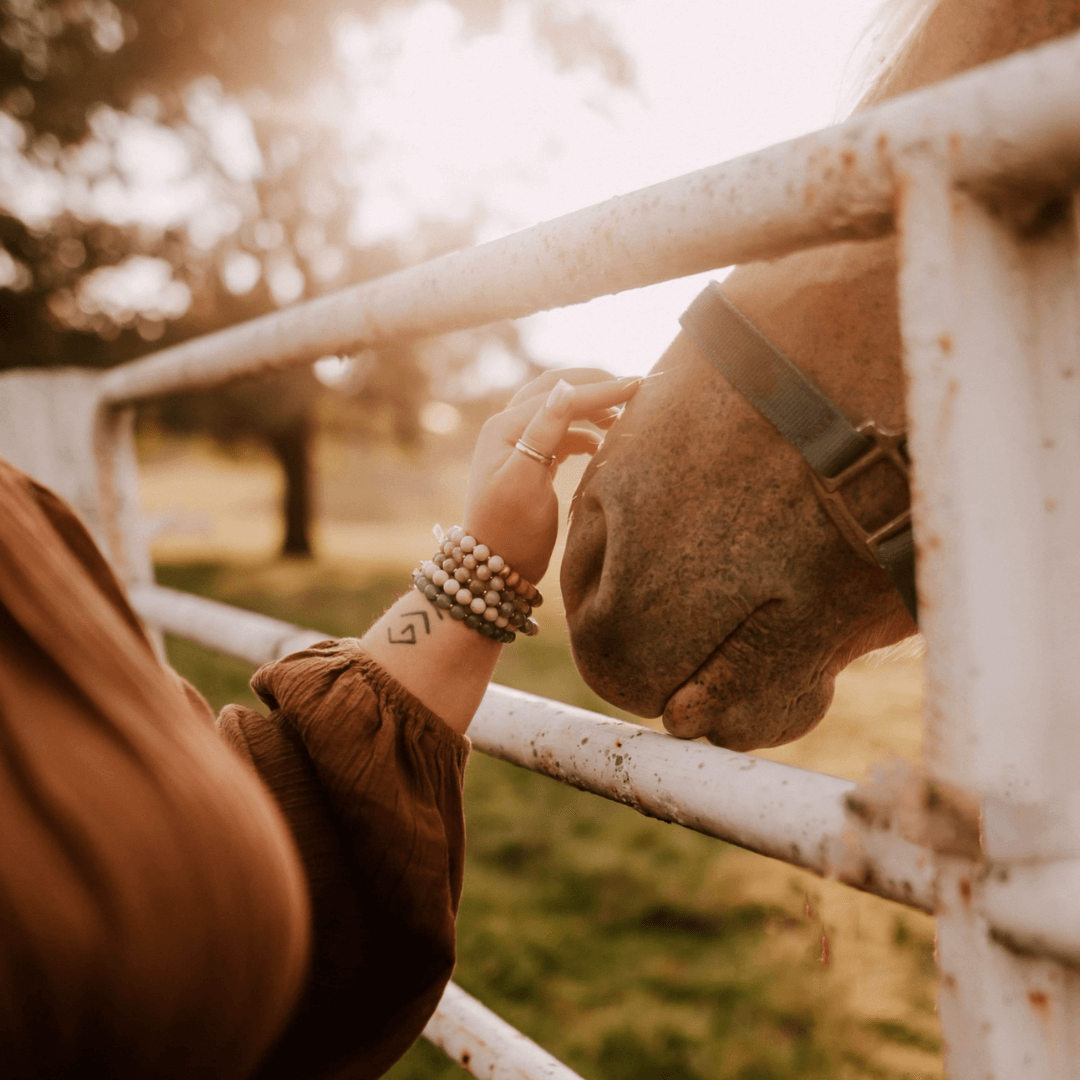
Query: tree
0 0 631 554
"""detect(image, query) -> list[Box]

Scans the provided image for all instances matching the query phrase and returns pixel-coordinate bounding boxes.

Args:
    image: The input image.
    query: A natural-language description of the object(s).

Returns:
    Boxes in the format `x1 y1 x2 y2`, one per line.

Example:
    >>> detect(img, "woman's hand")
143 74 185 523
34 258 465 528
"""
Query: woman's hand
362 368 640 734
463 369 642 584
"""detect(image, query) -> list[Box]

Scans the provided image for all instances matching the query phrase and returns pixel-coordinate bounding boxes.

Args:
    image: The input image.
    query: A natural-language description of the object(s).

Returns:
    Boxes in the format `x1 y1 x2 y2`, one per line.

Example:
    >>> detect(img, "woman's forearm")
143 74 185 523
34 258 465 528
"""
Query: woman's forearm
359 589 501 735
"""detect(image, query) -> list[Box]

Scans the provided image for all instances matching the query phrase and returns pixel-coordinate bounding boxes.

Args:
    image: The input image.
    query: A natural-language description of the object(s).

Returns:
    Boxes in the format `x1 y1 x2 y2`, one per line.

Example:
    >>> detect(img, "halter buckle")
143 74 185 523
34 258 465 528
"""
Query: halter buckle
809 422 911 566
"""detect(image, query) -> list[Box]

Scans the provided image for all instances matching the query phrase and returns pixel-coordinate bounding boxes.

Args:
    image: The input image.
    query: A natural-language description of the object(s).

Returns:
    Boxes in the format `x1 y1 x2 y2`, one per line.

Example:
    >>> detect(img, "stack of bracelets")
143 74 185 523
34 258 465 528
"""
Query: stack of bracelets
413 525 542 644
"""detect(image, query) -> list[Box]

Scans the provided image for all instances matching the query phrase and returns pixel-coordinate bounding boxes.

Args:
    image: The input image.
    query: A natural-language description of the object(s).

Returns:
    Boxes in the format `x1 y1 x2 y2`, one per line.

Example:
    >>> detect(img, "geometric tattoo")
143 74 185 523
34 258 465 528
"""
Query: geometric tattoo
387 606 442 644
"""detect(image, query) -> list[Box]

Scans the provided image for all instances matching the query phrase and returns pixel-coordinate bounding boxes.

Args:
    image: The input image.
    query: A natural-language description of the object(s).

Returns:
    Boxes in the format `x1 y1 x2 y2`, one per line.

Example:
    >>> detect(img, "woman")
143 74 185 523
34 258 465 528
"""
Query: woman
0 368 639 1079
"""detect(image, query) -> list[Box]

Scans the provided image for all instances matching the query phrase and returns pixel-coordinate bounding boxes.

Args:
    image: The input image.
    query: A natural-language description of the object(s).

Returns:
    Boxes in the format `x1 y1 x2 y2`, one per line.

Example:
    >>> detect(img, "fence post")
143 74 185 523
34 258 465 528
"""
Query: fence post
0 369 159 646
896 153 1080 1077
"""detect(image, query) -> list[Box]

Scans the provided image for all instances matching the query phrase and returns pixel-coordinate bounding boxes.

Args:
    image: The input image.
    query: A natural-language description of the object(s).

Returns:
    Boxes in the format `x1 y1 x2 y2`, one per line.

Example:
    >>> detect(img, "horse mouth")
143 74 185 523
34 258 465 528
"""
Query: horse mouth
660 630 740 744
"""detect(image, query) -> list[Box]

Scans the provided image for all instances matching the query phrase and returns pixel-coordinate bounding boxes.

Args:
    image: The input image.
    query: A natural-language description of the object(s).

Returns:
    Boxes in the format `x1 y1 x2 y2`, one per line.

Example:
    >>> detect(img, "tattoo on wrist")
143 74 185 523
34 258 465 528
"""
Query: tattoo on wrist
387 607 441 645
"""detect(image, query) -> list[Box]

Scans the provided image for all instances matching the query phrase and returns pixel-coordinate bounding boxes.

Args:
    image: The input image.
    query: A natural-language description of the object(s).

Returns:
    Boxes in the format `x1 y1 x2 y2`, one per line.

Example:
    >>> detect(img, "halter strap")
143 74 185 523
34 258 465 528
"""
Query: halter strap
679 281 918 623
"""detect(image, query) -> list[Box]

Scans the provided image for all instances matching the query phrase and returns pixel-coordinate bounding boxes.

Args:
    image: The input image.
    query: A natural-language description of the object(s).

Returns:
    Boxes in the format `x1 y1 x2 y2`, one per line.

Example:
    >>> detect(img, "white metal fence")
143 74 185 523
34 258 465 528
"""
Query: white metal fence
4 29 1080 1079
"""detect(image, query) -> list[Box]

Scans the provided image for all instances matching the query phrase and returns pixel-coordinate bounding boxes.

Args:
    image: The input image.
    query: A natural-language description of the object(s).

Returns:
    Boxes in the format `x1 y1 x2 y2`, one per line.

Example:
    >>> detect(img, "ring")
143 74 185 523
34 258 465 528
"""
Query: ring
514 438 557 467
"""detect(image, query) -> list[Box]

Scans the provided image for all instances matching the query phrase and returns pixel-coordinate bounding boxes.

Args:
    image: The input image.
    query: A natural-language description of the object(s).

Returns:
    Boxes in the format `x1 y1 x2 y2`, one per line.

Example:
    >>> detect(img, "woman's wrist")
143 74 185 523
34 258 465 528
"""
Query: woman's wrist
359 587 501 736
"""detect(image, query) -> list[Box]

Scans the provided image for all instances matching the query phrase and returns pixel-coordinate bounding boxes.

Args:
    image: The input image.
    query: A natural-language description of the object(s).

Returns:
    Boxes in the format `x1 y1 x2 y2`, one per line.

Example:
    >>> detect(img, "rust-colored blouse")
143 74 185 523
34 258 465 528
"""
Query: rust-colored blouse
0 458 469 1079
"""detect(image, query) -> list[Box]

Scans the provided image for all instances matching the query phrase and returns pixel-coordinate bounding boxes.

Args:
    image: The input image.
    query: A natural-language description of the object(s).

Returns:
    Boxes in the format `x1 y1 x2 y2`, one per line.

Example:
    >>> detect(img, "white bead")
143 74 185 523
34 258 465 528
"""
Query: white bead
462 554 477 570
484 590 500 607
475 564 492 581
488 555 505 573
470 596 487 614
449 526 465 544
460 535 476 553
456 588 472 606
483 606 499 622
443 579 459 595
432 569 448 587
491 577 504 591
473 544 490 562
454 567 470 583
496 616 509 628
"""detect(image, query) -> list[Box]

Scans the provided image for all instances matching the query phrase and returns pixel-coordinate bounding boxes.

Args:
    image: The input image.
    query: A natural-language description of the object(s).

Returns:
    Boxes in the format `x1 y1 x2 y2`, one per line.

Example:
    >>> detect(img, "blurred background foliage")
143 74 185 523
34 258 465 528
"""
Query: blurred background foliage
0 0 628 552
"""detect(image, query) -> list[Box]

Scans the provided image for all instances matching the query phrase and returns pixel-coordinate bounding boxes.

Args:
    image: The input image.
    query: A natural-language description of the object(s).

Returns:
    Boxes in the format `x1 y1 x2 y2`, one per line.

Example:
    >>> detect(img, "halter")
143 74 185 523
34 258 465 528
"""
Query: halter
679 282 917 623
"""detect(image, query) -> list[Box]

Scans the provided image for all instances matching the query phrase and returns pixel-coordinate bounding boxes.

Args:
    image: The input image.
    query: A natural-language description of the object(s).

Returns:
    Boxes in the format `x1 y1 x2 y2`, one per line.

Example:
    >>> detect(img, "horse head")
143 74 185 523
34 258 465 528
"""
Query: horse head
561 0 1080 751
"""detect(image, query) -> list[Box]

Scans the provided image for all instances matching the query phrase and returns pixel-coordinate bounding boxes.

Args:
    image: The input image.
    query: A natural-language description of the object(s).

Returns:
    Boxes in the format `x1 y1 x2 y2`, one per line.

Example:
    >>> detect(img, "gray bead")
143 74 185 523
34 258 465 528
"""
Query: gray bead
442 558 457 573
435 594 453 610
469 579 486 597
424 584 439 600
498 601 515 618
450 604 468 620
465 613 483 629
509 611 525 628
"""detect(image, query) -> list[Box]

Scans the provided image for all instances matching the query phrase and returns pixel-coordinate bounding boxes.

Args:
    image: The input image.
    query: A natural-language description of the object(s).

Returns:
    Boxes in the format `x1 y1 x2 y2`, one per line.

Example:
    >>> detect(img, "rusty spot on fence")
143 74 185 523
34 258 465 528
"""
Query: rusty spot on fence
876 132 888 154
926 533 941 550
614 739 622 748
1029 990 1049 1011
841 150 856 169
938 333 953 355
1045 497 1058 512
942 973 957 990
804 184 816 208
1063 367 1075 379
460 1050 472 1065
958 877 972 905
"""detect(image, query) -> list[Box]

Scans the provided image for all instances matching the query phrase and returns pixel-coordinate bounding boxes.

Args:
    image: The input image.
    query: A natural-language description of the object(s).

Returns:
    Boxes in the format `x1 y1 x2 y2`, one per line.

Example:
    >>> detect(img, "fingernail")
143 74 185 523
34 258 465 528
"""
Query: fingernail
546 379 575 413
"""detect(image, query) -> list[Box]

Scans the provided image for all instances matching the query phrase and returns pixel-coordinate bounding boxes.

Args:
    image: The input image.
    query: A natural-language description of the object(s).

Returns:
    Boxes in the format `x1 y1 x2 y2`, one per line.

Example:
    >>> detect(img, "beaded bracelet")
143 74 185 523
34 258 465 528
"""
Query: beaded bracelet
412 524 542 645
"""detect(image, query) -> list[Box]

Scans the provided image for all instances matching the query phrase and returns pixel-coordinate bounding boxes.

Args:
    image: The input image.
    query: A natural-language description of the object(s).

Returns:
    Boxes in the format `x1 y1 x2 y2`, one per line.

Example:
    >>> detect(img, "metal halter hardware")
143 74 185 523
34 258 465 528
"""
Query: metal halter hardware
809 422 911 566
679 281 918 624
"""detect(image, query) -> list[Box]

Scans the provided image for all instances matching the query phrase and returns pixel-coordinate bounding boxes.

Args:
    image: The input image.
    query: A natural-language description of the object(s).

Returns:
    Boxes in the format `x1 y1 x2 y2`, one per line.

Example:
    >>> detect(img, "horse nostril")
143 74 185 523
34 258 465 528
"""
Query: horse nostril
561 492 607 619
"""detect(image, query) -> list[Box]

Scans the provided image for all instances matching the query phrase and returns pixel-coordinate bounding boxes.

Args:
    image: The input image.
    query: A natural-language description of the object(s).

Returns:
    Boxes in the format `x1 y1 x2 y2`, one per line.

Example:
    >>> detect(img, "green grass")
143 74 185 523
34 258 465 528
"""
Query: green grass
158 560 941 1080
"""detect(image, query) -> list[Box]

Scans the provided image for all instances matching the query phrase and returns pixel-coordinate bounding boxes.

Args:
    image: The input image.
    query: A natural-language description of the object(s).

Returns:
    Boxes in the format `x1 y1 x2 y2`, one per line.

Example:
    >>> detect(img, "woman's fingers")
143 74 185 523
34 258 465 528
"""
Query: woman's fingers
494 376 641 447
555 428 604 463
516 377 640 460
506 367 618 409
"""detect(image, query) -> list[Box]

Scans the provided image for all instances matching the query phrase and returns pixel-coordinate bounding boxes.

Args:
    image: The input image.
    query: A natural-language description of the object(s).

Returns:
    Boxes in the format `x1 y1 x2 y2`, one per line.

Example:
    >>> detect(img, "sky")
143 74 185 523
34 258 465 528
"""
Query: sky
330 0 889 377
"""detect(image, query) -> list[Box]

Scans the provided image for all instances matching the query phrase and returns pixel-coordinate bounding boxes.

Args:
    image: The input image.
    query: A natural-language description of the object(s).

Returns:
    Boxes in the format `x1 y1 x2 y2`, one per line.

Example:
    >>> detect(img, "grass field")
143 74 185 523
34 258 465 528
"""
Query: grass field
146 434 942 1080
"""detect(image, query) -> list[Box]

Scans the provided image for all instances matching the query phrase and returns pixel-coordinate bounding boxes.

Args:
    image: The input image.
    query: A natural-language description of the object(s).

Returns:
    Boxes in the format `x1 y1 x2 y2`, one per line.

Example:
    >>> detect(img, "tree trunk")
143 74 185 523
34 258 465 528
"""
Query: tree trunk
268 418 313 558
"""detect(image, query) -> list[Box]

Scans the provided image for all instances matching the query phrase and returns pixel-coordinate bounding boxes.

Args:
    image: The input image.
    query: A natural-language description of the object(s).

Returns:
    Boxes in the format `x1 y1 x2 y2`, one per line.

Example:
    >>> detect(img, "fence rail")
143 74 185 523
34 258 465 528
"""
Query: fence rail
95 31 1080 405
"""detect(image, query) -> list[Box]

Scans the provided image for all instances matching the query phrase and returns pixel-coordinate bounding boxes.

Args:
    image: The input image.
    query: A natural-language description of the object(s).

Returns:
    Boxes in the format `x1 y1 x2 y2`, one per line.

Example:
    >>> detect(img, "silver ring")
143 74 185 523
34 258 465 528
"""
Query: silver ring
514 438 556 467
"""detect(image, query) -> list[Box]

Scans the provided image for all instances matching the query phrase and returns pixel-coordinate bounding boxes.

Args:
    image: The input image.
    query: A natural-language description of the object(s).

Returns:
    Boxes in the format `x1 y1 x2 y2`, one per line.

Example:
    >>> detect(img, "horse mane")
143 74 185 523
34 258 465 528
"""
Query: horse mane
837 0 944 118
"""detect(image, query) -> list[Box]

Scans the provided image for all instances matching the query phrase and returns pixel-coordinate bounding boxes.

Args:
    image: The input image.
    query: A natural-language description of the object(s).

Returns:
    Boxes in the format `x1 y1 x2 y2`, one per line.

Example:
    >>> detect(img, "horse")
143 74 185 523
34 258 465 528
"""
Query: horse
560 0 1080 752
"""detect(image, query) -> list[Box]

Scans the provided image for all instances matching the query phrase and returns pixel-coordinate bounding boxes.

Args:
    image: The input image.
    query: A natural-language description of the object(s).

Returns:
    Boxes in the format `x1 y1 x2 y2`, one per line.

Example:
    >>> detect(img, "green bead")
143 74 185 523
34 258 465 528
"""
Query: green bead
465 613 483 629
435 594 453 610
